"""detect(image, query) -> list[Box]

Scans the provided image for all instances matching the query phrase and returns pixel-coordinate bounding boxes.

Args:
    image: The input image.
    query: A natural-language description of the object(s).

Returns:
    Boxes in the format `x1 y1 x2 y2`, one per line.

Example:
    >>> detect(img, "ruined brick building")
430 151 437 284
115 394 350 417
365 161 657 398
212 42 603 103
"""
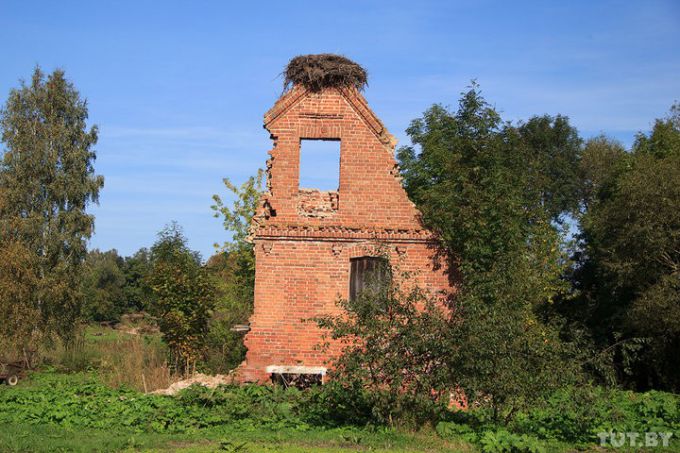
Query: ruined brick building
238 55 451 384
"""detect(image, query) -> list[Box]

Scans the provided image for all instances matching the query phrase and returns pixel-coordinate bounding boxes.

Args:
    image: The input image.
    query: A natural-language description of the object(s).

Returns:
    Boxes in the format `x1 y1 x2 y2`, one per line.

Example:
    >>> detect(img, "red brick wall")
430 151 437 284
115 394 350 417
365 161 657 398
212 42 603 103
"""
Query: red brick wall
238 85 452 384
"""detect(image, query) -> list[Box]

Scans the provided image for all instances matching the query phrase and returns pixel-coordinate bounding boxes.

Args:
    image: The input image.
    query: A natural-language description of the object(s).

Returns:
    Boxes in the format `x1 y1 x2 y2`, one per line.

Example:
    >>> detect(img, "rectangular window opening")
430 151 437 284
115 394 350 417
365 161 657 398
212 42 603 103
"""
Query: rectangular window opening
299 139 340 191
271 373 323 389
350 257 392 301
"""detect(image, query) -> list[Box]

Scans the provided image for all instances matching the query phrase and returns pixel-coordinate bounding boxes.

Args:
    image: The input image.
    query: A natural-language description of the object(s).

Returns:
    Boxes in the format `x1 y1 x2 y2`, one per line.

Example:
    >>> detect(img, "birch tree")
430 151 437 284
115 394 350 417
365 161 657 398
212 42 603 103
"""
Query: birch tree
0 67 104 346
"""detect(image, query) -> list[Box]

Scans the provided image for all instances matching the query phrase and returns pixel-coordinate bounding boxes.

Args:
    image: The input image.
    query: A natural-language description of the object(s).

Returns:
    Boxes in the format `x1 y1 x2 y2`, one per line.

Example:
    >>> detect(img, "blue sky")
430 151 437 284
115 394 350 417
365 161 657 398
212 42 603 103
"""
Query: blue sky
1 0 678 259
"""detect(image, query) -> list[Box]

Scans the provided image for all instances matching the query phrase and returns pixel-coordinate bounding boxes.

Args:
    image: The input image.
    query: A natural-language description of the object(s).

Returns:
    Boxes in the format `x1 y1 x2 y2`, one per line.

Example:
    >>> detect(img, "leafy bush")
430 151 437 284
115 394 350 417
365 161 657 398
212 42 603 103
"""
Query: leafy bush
437 385 680 451
513 385 680 445
0 371 445 435
436 421 478 443
300 380 380 427
314 264 454 427
437 422 550 452
0 373 390 433
0 372 310 433
478 429 545 453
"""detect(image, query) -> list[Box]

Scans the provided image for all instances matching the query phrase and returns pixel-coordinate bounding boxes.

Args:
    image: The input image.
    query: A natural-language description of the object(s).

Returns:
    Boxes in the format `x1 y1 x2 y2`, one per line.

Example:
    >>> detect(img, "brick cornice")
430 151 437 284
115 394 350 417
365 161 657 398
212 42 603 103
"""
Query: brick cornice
253 224 436 243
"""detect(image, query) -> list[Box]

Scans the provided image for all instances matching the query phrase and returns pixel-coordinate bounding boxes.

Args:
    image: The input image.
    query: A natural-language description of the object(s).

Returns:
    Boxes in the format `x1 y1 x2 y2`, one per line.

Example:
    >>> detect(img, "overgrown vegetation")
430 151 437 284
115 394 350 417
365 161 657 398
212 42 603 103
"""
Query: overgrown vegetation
395 85 583 420
82 249 127 322
397 86 680 400
43 324 175 392
315 264 454 427
1 372 678 452
566 105 680 391
209 169 264 371
147 223 216 375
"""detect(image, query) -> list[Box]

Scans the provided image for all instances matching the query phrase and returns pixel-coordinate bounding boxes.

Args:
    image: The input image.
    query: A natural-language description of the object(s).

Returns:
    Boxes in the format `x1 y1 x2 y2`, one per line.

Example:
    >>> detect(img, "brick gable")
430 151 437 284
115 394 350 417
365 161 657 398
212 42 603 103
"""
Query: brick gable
237 84 452 384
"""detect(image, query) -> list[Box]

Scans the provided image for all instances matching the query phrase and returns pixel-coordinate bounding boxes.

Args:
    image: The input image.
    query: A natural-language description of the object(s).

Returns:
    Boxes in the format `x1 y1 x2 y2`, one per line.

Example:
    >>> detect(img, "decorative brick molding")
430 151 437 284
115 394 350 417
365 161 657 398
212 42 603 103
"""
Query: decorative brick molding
254 224 434 242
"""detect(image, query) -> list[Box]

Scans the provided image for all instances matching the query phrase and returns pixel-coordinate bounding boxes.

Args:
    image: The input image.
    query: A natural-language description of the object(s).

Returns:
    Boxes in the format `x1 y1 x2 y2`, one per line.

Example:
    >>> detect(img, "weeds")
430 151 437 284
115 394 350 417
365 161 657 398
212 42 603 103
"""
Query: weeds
43 325 178 391
2 372 678 453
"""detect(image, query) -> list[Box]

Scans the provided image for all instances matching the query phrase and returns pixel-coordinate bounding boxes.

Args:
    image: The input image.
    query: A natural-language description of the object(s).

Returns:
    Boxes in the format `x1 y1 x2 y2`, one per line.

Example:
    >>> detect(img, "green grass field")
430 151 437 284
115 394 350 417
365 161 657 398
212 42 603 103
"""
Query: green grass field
0 422 477 452
0 421 475 452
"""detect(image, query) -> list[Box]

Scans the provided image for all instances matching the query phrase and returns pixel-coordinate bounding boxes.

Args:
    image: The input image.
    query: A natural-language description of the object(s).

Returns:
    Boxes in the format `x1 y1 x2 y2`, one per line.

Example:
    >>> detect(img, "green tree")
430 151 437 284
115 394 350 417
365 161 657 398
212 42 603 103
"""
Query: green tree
0 189 41 364
0 67 104 345
208 170 264 371
147 222 215 374
397 85 581 420
203 252 251 371
574 104 680 391
82 249 126 322
211 169 264 307
212 169 264 254
514 114 583 220
121 247 152 312
398 86 582 275
449 220 580 422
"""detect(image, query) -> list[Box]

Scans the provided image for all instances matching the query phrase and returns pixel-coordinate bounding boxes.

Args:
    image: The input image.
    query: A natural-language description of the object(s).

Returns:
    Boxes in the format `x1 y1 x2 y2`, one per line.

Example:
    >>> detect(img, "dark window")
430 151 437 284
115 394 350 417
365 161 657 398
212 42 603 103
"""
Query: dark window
349 256 391 301
271 373 322 389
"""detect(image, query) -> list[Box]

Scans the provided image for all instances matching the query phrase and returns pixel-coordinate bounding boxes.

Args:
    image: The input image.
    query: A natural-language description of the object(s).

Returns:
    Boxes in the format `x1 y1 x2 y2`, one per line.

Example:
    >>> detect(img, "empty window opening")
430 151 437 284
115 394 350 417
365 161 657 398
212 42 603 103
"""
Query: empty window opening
350 256 392 301
271 373 323 389
299 139 340 191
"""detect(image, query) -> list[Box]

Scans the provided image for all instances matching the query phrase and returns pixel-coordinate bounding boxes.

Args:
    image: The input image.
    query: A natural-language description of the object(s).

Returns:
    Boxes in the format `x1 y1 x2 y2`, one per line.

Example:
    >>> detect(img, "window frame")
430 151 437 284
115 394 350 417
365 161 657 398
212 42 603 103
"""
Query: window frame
349 256 391 301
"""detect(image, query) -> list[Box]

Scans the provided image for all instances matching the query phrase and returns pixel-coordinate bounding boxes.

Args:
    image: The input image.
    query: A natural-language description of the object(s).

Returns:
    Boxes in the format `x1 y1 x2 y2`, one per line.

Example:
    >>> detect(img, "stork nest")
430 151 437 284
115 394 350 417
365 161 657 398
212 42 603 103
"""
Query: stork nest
283 54 368 92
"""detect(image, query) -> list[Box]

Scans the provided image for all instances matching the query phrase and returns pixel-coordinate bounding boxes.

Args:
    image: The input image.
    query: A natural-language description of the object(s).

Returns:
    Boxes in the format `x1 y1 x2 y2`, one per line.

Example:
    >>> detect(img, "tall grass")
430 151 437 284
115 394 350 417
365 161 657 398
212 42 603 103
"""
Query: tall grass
46 325 179 392
96 335 176 391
